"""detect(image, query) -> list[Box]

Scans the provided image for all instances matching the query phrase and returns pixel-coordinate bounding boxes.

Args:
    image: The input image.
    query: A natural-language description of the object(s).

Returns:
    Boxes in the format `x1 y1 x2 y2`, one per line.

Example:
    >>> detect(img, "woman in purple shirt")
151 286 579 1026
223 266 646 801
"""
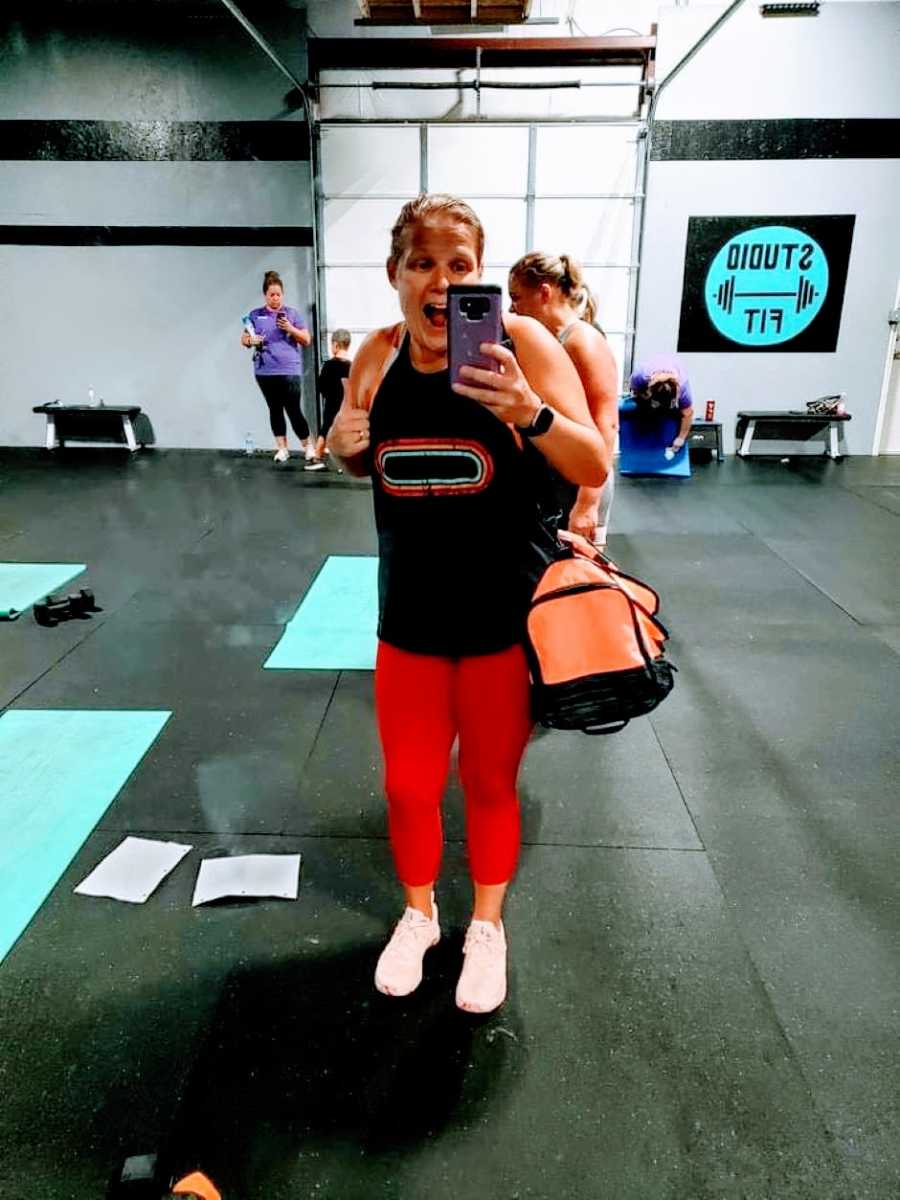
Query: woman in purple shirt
241 270 313 464
629 354 694 457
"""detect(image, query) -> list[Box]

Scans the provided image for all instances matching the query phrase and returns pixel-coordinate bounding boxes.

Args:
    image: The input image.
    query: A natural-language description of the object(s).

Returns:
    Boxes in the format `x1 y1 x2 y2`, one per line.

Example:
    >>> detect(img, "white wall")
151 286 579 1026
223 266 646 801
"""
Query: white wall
655 2 900 119
635 2 900 453
637 159 900 453
880 348 900 453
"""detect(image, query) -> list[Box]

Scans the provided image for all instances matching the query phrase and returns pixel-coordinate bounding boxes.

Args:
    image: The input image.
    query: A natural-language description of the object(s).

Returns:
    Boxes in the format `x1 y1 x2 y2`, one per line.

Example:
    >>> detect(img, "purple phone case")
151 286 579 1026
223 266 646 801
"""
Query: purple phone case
448 287 502 386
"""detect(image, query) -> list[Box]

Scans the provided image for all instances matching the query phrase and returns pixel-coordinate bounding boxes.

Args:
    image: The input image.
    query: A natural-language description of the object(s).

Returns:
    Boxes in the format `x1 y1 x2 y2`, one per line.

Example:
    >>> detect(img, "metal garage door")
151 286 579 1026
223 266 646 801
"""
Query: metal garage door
318 119 641 387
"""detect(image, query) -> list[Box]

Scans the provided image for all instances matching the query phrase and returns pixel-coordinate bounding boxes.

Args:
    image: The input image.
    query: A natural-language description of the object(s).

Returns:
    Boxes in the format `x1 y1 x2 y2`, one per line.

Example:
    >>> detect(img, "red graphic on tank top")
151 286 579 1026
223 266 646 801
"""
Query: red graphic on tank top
375 438 495 497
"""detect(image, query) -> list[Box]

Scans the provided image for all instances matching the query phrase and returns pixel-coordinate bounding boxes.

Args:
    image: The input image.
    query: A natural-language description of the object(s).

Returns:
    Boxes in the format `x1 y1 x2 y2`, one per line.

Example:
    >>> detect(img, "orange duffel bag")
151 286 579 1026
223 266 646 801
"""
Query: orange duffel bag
525 532 675 735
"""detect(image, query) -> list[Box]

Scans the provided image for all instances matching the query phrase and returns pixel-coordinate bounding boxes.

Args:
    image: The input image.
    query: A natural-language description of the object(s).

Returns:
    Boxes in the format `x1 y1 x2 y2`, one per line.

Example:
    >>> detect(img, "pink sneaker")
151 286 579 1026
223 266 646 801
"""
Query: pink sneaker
374 904 440 997
455 919 507 1014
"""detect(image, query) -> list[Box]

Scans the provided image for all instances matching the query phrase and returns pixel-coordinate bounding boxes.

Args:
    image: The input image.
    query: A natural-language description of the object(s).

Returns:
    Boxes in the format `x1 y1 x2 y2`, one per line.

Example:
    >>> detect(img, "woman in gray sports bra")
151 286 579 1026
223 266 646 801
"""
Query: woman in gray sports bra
509 252 619 549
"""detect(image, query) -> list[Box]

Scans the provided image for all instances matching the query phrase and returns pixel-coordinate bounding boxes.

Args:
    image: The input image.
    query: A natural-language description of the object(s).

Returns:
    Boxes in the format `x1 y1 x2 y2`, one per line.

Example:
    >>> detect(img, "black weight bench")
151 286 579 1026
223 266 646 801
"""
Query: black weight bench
736 410 850 460
687 420 724 462
34 404 150 452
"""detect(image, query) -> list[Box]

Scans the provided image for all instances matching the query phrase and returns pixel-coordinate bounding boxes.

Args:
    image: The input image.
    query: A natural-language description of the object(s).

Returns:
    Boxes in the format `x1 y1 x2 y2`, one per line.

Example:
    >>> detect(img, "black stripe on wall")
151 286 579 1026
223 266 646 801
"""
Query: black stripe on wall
0 120 310 162
651 119 900 161
0 226 314 246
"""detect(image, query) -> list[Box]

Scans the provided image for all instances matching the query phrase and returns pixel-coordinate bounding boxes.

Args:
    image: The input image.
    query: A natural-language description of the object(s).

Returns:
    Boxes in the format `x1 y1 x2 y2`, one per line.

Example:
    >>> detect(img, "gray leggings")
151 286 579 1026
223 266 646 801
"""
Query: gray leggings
595 468 615 533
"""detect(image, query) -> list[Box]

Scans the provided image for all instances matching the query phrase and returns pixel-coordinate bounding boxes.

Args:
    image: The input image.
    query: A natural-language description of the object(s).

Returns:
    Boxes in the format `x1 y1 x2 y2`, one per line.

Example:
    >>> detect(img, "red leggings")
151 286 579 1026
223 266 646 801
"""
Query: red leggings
375 640 533 887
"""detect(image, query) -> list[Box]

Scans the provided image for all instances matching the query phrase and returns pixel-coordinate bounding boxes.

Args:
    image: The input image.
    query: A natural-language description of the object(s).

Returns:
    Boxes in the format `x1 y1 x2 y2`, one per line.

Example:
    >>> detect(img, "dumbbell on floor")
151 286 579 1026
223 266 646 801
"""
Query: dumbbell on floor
33 588 101 627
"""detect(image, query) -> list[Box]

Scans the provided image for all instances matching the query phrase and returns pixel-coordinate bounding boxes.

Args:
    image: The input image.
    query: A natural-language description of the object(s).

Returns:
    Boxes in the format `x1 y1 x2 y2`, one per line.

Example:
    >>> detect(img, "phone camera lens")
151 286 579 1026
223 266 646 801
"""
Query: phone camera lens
460 297 490 321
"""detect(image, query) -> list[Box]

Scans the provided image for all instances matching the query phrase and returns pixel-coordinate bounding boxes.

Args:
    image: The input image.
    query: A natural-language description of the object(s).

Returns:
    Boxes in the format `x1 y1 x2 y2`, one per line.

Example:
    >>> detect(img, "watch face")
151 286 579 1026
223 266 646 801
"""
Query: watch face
532 405 554 436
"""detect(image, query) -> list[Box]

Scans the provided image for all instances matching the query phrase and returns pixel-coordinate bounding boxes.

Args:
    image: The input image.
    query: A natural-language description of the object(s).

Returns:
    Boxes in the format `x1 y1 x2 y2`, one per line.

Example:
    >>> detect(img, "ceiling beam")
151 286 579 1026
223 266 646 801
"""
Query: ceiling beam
311 35 655 72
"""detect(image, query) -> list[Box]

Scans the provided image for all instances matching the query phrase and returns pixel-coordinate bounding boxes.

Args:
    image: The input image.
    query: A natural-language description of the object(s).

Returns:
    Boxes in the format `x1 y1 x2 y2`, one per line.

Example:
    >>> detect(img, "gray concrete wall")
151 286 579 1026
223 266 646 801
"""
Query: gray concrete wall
636 3 900 454
0 244 311 450
0 10 315 450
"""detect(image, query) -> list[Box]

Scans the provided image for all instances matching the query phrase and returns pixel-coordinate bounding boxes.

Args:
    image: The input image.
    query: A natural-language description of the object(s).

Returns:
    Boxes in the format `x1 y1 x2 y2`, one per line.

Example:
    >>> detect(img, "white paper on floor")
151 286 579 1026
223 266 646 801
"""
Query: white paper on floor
75 836 193 903
191 854 302 907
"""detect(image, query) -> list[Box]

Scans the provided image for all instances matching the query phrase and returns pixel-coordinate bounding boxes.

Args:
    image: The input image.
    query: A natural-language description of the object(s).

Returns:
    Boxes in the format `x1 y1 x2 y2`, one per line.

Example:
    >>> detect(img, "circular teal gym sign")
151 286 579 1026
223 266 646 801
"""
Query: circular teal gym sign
704 224 829 347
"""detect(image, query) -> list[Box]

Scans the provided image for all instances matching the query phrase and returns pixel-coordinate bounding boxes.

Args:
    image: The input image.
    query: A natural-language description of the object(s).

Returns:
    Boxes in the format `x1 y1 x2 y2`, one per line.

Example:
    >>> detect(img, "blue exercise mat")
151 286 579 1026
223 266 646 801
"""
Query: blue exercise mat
0 562 86 618
265 556 379 671
618 401 691 478
0 709 171 963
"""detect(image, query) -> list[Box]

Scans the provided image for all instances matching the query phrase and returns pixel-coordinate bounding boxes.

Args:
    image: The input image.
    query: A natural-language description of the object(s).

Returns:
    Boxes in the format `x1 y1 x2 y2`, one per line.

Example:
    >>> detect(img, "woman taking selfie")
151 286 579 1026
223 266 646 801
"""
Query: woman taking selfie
328 195 608 1014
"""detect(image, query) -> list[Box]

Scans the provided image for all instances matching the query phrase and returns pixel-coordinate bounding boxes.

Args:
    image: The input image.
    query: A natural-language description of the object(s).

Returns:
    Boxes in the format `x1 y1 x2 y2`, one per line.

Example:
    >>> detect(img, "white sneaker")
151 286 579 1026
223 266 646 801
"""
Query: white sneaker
273 448 289 464
456 919 507 1014
304 458 326 472
375 903 440 997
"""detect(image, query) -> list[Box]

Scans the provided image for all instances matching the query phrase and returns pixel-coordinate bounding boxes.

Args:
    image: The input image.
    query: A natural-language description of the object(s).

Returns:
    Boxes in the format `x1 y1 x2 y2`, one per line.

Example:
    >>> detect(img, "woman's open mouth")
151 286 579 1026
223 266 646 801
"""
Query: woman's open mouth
423 303 447 329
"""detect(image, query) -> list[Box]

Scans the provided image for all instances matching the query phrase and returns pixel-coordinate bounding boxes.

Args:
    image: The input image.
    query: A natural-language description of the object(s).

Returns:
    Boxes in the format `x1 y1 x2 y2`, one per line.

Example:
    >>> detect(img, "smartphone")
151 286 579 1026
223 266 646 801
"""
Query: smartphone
447 285 502 387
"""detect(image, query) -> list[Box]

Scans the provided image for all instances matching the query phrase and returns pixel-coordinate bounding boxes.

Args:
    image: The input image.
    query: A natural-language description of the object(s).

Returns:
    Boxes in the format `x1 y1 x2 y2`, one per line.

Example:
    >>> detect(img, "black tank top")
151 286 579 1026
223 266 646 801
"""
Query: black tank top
370 334 552 657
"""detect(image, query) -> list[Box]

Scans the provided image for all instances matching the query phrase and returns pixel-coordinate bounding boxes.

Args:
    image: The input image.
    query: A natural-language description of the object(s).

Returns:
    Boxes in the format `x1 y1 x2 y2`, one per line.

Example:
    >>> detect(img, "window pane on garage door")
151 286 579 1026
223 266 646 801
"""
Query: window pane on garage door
325 266 399 331
534 198 635 266
456 198 527 264
324 197 416 265
321 125 420 197
581 268 632 336
325 196 525 269
536 126 638 196
428 126 529 197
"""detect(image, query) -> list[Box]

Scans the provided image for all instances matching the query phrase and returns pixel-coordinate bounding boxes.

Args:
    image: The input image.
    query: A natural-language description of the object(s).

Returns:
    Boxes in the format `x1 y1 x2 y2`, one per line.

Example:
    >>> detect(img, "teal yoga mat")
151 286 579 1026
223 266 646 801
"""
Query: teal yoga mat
265 556 379 671
0 562 86 618
0 709 171 963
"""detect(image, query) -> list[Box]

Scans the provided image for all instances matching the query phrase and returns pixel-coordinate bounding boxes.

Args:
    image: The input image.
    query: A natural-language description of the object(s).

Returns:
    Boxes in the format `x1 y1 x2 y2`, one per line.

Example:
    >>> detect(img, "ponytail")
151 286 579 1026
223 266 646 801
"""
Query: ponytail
510 251 598 324
559 254 598 325
576 286 598 326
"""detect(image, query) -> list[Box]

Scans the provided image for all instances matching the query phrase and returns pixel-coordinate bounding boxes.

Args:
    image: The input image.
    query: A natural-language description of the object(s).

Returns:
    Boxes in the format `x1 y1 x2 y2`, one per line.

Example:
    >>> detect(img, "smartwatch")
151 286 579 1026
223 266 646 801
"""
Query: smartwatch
517 403 555 439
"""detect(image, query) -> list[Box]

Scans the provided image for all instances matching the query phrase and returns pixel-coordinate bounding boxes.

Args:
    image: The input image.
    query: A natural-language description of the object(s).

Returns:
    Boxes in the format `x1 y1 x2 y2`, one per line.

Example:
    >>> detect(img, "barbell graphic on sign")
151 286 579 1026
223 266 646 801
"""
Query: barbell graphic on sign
713 273 819 316
703 224 830 346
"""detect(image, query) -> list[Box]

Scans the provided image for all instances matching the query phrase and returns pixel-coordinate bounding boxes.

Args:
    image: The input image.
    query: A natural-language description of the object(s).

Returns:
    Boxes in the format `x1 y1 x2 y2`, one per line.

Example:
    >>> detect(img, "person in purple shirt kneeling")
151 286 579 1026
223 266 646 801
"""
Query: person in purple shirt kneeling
629 354 694 458
241 269 314 464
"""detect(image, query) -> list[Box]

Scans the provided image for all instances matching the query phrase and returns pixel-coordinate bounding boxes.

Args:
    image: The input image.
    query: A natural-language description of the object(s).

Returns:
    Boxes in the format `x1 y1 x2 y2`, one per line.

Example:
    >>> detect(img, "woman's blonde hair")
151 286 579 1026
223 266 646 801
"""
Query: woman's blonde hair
509 252 598 325
388 193 485 268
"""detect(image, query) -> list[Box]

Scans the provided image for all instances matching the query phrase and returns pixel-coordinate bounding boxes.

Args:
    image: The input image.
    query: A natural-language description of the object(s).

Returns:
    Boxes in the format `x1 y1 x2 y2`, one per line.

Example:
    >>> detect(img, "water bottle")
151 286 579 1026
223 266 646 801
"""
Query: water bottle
244 433 255 457
88 385 95 406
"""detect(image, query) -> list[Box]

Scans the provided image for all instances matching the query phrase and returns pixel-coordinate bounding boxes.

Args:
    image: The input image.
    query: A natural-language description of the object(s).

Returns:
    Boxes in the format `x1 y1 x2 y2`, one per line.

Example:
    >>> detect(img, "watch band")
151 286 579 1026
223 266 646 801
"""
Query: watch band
518 403 555 439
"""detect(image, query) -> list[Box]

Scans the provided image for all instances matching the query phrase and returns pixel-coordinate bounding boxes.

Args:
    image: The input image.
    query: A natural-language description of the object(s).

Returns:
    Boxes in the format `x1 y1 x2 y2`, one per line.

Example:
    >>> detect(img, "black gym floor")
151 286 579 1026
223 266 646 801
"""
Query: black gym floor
0 447 897 1199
